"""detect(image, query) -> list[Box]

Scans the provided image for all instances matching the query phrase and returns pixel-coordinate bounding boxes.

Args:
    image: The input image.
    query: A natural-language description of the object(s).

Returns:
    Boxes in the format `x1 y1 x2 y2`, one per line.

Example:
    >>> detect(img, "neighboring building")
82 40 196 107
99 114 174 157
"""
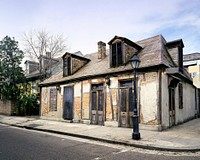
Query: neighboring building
183 53 200 88
39 35 199 130
24 53 63 95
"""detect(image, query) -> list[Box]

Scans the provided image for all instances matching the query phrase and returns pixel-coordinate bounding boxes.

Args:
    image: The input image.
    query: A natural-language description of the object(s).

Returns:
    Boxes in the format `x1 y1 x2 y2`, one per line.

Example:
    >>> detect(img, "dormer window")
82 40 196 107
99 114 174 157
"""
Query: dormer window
111 42 123 67
63 56 72 76
62 52 90 77
108 36 142 68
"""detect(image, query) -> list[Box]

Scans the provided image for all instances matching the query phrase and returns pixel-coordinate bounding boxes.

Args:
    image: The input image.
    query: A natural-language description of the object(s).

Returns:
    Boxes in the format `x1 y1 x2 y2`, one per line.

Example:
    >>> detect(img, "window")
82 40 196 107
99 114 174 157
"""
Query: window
179 83 183 109
63 56 71 76
111 42 123 67
49 88 57 111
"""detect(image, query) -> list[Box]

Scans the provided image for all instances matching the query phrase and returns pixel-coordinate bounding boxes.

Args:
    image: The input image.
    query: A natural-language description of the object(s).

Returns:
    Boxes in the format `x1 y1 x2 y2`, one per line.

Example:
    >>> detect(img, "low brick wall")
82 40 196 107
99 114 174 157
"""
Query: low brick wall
0 100 15 115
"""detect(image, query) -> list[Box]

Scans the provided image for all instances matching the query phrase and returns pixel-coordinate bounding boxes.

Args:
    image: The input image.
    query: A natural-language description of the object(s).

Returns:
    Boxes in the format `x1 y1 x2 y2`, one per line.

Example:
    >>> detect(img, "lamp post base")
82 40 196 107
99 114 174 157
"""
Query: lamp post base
132 132 141 140
132 115 141 140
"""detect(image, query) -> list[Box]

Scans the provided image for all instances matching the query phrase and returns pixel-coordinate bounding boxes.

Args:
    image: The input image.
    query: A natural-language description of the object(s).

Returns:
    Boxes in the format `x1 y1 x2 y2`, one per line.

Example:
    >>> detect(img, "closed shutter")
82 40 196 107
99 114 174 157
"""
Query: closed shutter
111 43 117 67
92 92 97 110
121 89 127 112
63 56 71 76
117 42 123 66
179 83 183 109
50 88 57 111
98 91 104 111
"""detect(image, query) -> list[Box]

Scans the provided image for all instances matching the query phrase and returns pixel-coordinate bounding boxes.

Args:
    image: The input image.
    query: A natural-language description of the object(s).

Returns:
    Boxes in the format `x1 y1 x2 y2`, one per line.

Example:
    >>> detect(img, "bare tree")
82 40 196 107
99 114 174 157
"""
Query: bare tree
22 29 67 80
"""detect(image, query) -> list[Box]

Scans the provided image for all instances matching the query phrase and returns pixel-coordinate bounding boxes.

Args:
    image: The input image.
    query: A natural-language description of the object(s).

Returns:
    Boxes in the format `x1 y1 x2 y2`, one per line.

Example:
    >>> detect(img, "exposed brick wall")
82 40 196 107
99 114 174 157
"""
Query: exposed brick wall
82 93 90 119
41 87 50 116
74 97 81 120
106 88 118 121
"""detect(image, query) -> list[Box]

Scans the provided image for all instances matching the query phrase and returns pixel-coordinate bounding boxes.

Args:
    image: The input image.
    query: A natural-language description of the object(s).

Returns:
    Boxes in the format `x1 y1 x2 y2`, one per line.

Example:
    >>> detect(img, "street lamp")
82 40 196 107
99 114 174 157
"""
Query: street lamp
130 54 141 140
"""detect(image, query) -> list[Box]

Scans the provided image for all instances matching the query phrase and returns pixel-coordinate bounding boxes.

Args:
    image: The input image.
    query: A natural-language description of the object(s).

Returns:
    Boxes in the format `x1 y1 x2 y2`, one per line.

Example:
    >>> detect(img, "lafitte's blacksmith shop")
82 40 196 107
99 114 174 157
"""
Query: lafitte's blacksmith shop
39 35 199 130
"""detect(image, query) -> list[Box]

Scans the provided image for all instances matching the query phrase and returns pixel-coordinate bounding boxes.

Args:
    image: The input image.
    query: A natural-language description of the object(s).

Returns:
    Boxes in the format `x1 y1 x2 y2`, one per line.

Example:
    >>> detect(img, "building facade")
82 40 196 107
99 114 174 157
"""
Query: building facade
39 35 199 130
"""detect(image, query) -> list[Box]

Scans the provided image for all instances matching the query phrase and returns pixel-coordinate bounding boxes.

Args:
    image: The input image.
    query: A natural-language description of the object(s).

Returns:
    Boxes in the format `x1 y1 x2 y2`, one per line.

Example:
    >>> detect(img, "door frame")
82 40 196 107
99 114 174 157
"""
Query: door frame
90 83 105 125
168 78 179 127
118 80 135 128
169 87 175 127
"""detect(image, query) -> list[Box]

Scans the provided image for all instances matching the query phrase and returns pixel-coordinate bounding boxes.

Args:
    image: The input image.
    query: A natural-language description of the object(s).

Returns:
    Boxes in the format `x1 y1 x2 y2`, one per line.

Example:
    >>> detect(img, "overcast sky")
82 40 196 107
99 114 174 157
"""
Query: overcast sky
0 0 200 56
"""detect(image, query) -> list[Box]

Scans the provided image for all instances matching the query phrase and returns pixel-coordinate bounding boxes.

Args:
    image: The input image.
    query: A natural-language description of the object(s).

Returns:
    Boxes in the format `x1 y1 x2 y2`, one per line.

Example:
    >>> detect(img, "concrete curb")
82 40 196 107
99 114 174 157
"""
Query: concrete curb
23 126 200 152
1 122 199 153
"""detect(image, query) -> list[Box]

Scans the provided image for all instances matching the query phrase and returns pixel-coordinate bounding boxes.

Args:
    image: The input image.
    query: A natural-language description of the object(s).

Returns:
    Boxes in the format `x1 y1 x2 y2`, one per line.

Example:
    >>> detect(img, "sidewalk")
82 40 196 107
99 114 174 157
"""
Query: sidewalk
0 115 200 152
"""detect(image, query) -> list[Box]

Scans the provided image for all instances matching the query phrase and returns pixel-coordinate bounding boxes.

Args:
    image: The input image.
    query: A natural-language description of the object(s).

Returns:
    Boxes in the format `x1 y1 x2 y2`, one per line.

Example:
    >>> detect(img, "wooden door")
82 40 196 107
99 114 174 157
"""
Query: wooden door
169 87 175 127
63 86 74 120
91 84 104 125
119 81 134 128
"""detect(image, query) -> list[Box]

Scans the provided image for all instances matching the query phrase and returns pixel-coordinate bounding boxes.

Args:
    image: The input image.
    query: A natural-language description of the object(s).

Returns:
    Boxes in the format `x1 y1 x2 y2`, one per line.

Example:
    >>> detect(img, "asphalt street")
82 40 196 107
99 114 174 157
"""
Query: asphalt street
0 124 199 160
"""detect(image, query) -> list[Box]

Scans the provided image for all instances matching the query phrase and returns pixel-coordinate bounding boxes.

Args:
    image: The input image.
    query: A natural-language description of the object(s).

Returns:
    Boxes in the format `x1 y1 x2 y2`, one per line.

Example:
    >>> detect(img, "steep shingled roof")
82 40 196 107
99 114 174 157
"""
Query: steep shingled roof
40 35 175 86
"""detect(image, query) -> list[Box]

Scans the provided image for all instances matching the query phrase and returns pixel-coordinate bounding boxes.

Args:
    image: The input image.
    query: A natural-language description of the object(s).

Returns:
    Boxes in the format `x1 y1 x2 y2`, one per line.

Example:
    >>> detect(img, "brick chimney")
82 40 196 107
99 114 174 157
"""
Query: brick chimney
98 41 106 59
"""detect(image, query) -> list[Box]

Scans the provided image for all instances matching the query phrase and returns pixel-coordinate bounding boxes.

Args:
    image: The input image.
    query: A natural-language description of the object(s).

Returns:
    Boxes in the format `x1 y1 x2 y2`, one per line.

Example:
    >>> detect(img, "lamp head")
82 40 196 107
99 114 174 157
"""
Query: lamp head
130 54 141 69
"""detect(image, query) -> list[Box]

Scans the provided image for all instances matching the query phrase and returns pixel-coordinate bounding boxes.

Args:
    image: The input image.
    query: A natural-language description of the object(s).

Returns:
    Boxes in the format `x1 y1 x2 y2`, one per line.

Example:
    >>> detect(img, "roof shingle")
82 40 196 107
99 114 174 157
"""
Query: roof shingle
40 35 175 85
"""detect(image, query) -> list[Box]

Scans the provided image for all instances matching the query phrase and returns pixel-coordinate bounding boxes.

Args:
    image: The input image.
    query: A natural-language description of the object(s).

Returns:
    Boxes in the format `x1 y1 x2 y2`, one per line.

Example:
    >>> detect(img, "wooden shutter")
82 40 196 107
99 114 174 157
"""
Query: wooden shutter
117 42 123 66
63 56 71 76
98 91 104 111
50 88 57 111
91 92 97 110
129 88 134 112
120 89 127 112
179 83 183 109
111 43 117 67
67 57 71 75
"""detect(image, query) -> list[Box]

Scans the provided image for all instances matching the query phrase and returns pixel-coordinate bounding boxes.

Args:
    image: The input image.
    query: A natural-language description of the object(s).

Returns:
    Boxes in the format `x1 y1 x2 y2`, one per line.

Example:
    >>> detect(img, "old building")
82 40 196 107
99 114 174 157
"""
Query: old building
25 53 63 95
39 35 199 130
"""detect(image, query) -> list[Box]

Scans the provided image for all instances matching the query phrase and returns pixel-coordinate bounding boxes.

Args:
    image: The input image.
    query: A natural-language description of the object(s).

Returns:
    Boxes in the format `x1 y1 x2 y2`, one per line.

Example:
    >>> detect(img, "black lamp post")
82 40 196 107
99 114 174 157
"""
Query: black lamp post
130 54 141 140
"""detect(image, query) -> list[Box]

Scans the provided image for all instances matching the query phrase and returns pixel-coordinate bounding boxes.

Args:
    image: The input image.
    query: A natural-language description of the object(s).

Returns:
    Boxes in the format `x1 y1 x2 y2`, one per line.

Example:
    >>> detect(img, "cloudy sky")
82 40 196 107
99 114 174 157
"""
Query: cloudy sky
0 0 200 56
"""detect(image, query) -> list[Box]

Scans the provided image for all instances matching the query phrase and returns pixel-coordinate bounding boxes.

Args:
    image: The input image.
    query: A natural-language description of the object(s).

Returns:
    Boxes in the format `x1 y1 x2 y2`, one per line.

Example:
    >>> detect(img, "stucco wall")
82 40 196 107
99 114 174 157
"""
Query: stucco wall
140 72 158 124
40 69 197 130
161 72 170 129
161 72 197 129
176 83 196 124
187 65 200 88
40 71 161 126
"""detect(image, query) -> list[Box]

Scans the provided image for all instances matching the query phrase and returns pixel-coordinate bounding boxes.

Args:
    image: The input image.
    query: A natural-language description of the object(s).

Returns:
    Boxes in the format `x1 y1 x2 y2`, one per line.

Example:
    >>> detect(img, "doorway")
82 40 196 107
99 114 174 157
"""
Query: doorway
169 87 175 127
168 78 179 127
91 84 104 125
63 86 74 120
119 81 134 128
